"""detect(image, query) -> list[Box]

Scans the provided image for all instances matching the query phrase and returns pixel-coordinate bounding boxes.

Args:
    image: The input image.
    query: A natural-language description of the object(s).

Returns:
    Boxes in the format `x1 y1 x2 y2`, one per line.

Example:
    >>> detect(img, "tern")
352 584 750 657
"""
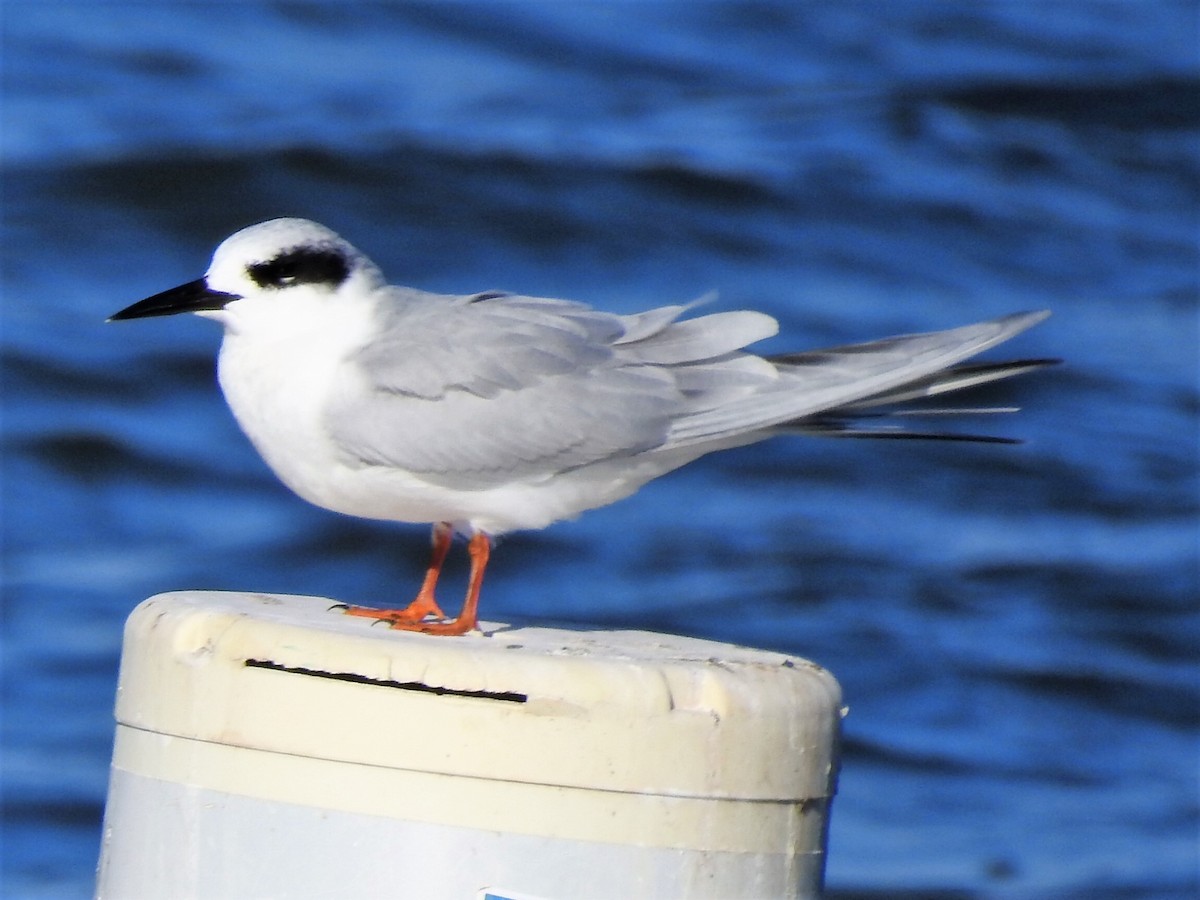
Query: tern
111 218 1054 634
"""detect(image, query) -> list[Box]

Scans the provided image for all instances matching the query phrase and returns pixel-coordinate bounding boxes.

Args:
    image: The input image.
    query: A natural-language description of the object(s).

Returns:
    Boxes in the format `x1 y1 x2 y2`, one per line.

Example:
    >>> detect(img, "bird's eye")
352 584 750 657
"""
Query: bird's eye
247 246 351 290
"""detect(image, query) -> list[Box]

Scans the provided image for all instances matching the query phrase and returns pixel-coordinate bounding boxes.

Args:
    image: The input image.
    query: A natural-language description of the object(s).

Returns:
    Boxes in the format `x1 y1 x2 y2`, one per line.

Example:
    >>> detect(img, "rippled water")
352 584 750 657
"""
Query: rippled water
2 3 1197 897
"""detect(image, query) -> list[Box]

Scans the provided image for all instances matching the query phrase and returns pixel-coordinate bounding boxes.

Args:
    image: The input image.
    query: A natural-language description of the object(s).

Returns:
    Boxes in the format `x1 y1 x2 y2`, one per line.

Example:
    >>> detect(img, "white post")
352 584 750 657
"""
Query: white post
96 592 842 899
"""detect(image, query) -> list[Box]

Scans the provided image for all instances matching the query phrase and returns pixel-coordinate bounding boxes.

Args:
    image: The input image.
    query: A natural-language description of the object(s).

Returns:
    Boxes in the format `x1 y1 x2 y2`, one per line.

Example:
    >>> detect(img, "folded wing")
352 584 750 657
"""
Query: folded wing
325 291 779 488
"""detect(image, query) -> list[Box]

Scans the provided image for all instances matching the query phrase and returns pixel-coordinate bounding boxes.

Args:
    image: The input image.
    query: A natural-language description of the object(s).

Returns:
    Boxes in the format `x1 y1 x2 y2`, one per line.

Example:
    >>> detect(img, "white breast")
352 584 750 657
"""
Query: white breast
208 289 388 515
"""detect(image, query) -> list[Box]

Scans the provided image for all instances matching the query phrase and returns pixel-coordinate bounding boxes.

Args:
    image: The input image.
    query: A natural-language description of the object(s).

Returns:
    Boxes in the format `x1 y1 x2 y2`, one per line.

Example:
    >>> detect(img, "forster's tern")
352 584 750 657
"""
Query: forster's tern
111 218 1054 634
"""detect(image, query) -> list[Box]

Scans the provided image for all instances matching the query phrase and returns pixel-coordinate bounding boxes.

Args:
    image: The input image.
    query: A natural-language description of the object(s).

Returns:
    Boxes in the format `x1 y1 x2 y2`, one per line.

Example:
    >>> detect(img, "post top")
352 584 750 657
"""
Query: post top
116 591 842 801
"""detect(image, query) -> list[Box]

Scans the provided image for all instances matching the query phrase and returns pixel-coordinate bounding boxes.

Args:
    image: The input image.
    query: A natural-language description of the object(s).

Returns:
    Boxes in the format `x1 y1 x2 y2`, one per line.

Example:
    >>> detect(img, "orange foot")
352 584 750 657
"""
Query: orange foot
334 530 490 637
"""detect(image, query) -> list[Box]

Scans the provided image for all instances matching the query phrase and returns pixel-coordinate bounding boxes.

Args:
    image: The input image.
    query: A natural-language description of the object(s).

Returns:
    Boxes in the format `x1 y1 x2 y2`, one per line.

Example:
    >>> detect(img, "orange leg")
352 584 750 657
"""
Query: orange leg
390 532 489 635
340 522 452 624
337 529 491 635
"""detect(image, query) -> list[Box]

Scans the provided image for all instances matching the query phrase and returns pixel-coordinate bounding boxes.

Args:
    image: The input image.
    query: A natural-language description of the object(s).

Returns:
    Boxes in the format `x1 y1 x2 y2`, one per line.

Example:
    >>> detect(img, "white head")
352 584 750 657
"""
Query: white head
109 218 385 330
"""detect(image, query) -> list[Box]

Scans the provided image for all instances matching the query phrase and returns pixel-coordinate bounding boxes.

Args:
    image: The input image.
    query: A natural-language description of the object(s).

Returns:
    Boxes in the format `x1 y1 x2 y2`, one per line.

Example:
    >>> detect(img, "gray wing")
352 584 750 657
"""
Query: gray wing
325 289 779 488
664 310 1051 447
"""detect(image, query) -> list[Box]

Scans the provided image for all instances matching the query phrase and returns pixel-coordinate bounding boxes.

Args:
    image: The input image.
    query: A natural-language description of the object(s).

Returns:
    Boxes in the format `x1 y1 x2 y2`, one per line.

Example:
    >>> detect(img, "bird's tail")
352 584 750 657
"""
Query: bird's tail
778 357 1059 443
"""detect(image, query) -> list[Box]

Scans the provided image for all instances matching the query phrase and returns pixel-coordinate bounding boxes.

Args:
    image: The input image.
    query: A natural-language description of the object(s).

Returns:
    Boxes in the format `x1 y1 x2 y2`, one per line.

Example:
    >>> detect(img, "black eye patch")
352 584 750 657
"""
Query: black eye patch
247 246 351 290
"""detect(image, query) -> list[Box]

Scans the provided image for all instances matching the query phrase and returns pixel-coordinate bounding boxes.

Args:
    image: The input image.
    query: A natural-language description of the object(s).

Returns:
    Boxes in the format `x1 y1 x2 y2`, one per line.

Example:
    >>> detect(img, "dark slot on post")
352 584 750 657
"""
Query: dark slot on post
244 659 528 703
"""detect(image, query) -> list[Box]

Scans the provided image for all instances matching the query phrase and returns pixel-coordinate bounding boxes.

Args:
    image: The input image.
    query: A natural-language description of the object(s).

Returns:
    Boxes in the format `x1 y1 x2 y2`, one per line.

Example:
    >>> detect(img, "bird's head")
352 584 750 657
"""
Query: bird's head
109 218 385 330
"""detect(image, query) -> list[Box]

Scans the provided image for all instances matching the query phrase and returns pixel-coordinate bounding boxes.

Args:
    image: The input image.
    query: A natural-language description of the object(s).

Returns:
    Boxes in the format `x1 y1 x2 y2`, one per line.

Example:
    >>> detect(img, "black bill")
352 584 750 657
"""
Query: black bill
108 278 241 321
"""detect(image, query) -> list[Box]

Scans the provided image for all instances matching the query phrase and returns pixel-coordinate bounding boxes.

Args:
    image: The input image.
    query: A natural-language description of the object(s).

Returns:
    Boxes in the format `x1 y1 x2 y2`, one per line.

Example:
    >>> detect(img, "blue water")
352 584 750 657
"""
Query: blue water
2 2 1197 896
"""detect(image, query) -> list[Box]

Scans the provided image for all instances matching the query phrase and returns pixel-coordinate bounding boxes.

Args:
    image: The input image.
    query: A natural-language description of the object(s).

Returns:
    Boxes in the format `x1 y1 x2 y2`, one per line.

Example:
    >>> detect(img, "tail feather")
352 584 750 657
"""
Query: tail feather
785 357 1059 443
839 359 1059 409
794 427 1026 444
668 310 1052 447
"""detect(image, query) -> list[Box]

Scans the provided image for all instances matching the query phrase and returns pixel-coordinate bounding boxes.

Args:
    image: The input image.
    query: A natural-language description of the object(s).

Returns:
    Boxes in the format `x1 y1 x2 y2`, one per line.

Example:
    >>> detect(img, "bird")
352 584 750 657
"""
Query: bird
110 217 1055 635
